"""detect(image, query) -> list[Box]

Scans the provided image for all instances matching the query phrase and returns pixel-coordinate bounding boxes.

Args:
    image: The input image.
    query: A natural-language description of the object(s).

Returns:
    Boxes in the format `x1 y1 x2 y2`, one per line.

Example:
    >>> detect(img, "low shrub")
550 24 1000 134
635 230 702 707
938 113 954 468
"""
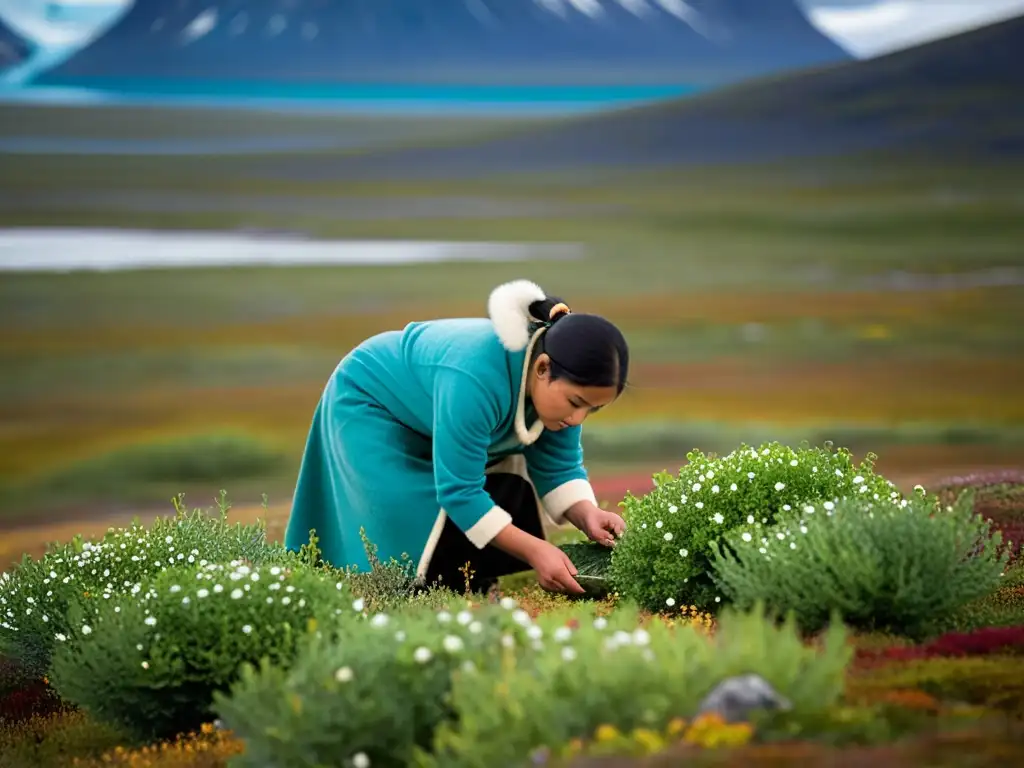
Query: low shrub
214 594 536 768
0 496 291 679
48 559 356 742
708 490 1011 638
610 442 897 612
420 602 852 768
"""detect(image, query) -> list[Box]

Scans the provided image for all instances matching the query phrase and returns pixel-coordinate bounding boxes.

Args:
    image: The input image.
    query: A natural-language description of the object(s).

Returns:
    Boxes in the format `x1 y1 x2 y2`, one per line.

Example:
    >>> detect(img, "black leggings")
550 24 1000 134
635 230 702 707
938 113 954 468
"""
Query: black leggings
421 471 546 594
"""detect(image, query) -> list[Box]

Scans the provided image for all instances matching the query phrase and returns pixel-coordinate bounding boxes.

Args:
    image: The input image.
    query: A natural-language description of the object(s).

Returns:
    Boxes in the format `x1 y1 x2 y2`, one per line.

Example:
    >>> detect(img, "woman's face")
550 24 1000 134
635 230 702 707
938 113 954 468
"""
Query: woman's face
528 354 619 432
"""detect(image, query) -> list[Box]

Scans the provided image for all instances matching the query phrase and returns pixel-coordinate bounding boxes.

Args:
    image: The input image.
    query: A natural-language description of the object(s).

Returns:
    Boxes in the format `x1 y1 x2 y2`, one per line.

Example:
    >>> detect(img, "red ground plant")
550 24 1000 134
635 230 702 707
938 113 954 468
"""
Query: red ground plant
856 625 1024 665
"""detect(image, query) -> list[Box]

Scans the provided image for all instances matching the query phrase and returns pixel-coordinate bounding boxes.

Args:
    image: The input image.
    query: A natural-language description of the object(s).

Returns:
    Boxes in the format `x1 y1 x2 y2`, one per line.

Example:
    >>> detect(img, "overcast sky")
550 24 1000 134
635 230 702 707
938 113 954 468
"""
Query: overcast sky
3 0 1024 57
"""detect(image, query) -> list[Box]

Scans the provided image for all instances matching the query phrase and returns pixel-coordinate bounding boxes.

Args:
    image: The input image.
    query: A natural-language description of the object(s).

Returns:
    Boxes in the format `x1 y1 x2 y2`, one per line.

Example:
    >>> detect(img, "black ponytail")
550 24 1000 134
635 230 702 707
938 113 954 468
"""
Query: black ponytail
528 295 629 395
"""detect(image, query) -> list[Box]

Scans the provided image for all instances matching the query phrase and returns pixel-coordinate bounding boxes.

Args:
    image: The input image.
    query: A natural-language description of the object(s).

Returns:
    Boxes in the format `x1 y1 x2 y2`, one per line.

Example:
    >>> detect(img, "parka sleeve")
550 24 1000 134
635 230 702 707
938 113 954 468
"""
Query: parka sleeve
523 424 598 524
431 366 512 548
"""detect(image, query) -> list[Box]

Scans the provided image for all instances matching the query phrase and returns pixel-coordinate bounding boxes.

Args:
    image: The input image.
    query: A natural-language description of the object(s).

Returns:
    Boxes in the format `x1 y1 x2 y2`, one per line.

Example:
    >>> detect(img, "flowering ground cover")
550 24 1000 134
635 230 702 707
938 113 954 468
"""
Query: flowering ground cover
2 443 1023 767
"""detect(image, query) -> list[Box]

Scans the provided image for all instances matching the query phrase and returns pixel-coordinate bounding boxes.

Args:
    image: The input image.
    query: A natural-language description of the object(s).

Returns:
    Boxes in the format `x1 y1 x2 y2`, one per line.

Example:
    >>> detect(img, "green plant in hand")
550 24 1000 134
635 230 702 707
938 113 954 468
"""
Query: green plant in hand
610 442 897 612
709 488 1012 638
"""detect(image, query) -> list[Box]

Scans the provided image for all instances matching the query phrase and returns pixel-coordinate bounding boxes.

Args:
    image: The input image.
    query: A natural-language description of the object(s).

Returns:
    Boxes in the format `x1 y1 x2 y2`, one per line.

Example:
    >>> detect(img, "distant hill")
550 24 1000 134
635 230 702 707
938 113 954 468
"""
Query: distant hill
34 0 849 90
272 12 1024 180
0 17 33 73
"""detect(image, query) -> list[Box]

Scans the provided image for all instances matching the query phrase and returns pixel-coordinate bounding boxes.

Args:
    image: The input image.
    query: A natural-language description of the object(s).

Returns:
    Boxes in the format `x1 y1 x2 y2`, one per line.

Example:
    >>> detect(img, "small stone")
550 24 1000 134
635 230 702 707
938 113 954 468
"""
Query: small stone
695 674 792 723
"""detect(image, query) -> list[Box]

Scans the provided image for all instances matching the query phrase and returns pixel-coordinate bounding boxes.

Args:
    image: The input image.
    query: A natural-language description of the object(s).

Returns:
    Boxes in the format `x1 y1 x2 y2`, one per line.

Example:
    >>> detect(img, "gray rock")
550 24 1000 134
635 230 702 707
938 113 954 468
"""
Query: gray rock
695 674 792 723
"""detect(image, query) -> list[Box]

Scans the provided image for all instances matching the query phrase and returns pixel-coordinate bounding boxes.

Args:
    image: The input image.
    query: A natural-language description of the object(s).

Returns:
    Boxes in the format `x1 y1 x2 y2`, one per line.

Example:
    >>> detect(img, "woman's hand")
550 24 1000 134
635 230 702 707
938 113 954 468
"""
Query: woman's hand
526 540 585 595
565 501 626 547
491 522 584 595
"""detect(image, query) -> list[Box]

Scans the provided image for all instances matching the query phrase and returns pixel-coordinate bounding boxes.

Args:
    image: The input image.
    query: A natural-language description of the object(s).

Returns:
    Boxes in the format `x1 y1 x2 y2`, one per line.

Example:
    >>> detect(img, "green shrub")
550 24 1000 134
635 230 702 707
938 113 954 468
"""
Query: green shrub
421 602 852 768
0 497 289 679
213 594 546 768
48 559 355 742
709 490 1011 638
609 442 897 612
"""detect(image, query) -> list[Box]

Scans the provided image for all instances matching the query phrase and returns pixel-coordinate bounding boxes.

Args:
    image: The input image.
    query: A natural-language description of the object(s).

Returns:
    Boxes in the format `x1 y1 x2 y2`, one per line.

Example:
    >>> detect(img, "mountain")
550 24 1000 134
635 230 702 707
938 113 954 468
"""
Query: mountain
0 17 34 73
260 11 1024 180
34 0 850 89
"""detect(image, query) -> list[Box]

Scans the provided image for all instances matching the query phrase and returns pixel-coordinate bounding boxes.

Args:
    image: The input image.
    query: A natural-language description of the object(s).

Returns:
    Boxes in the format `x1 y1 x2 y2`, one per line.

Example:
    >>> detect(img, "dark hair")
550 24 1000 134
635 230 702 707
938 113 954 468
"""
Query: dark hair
527 296 629 394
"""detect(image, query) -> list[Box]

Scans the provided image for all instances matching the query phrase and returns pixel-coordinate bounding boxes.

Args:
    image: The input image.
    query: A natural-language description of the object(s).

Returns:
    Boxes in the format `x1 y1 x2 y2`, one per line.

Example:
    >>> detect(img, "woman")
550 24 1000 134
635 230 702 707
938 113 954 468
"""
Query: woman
284 279 629 595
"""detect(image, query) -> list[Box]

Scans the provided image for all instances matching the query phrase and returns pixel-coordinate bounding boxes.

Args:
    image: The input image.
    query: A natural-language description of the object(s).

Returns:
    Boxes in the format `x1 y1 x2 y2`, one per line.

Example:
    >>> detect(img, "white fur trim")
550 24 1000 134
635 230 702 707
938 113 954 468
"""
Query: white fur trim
465 505 513 549
488 279 546 352
515 326 546 445
542 479 598 524
415 509 448 582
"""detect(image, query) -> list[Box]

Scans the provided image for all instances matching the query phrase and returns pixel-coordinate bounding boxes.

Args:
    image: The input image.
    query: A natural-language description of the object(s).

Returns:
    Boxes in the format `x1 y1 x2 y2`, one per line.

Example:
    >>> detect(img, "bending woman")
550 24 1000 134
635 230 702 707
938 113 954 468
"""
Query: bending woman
284 279 629 594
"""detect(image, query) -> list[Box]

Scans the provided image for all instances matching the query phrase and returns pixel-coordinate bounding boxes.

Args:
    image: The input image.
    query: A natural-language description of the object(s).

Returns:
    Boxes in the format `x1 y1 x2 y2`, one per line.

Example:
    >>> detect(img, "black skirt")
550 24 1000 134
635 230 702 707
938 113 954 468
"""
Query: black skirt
421 469 546 595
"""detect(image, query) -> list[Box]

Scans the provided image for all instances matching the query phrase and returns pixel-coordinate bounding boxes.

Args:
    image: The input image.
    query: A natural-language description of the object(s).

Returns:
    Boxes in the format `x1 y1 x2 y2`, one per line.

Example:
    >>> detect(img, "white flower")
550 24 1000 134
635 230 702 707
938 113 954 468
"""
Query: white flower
500 596 517 610
692 482 701 491
335 666 353 683
711 485 720 493
853 475 864 484
774 482 786 491
468 621 483 634
370 613 389 628
230 588 243 600
695 501 704 509
666 597 676 607
352 598 365 612
593 617 608 630
747 515 755 524
561 646 577 662
730 483 738 491
352 752 371 768
554 626 573 642
242 624 253 634
669 505 679 514
655 520 663 529
663 532 673 541
800 525 808 534
55 633 67 642
712 513 724 524
706 470 715 479
526 625 543 640
413 646 432 663
456 610 473 625
790 459 798 466
197 589 209 598
632 629 651 646
436 611 452 623
824 501 835 511
143 616 156 626
741 532 752 542
141 661 149 669
442 635 464 653
679 549 688 557
747 472 755 479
